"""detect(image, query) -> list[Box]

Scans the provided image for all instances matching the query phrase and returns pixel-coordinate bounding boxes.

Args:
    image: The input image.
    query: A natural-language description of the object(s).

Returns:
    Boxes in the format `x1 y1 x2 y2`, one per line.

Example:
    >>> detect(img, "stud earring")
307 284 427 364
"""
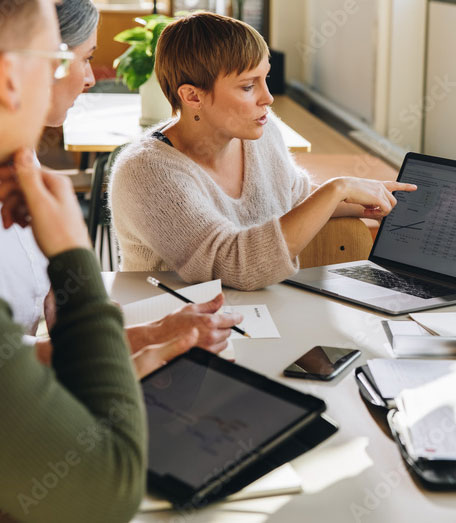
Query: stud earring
194 114 200 122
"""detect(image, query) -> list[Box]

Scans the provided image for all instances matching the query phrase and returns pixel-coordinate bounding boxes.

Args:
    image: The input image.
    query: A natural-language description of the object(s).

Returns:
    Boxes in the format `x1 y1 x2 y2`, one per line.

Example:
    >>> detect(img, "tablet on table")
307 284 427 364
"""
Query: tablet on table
141 347 333 508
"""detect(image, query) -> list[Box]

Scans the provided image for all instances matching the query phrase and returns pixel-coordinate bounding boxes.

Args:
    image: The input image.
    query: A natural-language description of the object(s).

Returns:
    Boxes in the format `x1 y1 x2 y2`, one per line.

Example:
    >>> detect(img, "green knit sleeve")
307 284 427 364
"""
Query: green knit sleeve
0 249 146 523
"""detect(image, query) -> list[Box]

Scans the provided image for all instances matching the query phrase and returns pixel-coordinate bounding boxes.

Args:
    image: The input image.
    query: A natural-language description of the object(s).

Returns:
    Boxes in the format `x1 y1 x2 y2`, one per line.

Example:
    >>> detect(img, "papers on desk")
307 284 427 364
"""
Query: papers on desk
122 280 222 326
395 372 456 460
224 304 280 339
139 463 302 512
366 359 456 460
121 279 281 358
383 319 456 357
367 359 456 399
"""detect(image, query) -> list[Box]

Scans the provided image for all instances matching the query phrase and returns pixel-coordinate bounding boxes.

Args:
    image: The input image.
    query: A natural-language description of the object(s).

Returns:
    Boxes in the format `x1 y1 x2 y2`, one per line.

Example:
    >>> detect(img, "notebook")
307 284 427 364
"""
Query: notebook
285 152 456 315
355 359 456 488
382 320 456 358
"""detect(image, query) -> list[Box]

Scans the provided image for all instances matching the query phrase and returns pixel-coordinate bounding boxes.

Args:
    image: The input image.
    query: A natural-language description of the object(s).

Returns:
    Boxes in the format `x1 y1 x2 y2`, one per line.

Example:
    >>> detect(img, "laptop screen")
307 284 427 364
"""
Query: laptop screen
371 156 456 279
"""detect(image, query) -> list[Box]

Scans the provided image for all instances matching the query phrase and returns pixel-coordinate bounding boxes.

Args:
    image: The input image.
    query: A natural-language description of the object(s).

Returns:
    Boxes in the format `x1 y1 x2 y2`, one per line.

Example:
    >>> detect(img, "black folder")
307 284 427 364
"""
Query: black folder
141 348 338 509
355 365 456 490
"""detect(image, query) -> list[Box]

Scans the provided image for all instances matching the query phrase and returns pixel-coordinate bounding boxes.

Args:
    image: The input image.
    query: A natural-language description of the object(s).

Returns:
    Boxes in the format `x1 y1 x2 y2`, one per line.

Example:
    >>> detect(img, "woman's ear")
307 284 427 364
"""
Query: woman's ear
0 53 21 112
176 84 204 111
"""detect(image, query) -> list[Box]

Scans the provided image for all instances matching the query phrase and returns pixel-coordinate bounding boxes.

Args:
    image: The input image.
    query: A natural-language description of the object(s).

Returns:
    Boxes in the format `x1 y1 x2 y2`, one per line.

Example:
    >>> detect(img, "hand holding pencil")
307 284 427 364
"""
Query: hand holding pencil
147 277 250 338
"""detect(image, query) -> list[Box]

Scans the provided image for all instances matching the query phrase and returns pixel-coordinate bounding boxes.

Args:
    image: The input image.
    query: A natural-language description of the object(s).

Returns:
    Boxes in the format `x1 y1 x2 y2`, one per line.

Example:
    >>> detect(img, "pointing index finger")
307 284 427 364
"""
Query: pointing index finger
385 181 418 192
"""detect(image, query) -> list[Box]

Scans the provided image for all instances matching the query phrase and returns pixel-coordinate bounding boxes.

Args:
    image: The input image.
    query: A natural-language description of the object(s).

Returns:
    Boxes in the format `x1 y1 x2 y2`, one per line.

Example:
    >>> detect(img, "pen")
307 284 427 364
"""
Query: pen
146 277 250 338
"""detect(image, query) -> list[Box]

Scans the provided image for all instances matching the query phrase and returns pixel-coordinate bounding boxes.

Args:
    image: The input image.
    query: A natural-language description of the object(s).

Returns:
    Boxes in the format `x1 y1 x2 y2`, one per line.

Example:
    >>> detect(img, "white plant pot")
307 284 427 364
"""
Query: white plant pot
139 72 172 127
106 0 143 4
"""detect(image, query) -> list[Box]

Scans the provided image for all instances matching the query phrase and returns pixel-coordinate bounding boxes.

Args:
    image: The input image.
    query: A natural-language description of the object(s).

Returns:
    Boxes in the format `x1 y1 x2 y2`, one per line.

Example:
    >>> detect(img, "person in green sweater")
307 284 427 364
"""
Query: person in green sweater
0 0 190 521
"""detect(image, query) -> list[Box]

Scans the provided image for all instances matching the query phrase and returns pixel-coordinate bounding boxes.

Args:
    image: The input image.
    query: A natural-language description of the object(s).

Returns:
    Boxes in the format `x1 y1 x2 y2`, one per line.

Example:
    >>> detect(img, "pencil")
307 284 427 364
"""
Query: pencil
146 277 250 338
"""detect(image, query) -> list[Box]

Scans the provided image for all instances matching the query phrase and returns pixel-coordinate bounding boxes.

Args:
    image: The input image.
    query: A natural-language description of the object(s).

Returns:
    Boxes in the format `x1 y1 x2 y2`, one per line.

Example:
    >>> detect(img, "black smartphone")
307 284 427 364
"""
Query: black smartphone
283 346 361 381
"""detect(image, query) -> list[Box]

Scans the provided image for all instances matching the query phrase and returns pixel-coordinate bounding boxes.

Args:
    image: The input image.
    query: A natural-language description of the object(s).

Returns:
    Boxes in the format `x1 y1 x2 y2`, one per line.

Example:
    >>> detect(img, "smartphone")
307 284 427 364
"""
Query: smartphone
283 346 361 381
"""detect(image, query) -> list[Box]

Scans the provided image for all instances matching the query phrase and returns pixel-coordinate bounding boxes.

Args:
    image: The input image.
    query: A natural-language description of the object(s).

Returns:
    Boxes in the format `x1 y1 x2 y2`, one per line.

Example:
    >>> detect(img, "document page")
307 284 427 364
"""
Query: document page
122 280 223 326
224 304 280 339
367 358 456 399
396 372 456 460
386 320 429 337
122 280 280 339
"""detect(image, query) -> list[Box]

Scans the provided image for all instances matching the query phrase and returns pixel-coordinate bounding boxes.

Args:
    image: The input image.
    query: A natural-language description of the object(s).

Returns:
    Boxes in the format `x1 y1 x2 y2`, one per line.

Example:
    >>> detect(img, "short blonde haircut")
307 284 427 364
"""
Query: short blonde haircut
0 0 41 49
155 12 269 114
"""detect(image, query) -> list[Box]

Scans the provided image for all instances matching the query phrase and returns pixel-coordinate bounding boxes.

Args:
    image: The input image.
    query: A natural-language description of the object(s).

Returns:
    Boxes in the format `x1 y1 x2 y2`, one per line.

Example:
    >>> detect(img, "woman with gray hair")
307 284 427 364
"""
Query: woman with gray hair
0 0 241 371
47 0 99 126
0 0 99 337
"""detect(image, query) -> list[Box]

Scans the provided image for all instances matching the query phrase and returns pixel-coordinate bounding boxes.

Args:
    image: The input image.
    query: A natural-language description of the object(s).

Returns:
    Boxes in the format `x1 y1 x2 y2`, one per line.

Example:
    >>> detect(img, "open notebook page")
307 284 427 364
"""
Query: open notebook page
396 372 456 460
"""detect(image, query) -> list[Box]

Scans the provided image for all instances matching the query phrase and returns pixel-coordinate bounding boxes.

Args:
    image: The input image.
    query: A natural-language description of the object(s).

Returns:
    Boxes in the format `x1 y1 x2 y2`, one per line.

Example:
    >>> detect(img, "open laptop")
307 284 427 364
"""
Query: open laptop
284 152 456 315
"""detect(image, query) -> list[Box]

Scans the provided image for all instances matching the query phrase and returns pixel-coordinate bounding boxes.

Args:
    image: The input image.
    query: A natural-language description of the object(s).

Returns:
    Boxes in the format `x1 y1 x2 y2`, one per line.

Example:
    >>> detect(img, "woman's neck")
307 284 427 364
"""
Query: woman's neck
163 115 238 170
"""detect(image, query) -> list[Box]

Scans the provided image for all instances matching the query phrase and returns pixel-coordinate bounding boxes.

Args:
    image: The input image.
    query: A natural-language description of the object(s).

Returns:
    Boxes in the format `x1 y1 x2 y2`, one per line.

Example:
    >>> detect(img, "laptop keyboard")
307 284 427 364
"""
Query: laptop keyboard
329 265 456 299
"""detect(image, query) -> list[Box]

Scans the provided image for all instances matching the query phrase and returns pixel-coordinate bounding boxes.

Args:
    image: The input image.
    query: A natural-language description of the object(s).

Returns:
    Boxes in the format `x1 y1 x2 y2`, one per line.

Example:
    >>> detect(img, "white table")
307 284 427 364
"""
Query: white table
64 93 312 153
101 271 456 523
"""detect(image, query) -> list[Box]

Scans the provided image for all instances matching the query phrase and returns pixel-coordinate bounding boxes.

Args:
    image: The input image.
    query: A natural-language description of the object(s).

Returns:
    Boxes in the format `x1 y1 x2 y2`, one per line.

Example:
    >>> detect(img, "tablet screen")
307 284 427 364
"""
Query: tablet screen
142 351 322 491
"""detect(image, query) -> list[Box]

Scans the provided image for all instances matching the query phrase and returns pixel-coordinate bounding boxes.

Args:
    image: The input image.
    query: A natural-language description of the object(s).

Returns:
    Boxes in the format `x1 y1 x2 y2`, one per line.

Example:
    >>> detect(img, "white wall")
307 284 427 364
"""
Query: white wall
270 0 306 83
271 0 429 159
302 0 379 126
424 1 456 157
387 0 427 152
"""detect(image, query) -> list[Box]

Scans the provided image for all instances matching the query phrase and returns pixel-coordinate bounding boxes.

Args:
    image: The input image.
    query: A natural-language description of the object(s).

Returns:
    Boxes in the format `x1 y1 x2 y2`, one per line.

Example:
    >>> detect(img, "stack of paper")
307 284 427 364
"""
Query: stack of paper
383 319 456 357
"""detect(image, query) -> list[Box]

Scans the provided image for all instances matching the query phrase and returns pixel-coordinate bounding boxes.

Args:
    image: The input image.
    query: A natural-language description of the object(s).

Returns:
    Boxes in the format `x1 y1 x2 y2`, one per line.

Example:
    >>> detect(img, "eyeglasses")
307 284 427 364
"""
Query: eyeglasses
9 43 75 80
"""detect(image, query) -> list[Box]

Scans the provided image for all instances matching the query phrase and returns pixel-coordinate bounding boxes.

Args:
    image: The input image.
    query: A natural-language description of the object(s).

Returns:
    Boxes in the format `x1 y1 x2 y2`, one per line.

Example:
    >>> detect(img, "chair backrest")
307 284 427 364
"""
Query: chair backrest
87 145 127 246
298 217 373 269
87 154 110 245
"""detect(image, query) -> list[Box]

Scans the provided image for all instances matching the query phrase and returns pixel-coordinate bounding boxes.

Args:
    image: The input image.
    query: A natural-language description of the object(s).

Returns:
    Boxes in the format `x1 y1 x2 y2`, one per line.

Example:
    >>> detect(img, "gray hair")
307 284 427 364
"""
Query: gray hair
56 0 99 49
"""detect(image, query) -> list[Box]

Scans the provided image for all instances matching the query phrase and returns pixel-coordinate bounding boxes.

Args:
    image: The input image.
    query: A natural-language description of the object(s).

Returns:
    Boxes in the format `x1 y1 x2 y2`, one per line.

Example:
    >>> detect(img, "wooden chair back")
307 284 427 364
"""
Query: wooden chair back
299 217 373 269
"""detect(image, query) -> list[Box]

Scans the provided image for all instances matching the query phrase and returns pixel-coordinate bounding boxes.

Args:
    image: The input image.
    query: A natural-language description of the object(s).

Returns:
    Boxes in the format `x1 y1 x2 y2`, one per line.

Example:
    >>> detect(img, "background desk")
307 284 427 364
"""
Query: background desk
63 93 312 153
101 271 456 523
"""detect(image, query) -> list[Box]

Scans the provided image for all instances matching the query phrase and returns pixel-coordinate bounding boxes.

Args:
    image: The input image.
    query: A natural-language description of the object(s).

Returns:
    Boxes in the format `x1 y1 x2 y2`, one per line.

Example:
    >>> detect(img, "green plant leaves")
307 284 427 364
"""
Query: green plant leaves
114 27 150 44
142 14 174 28
114 45 155 90
113 14 174 90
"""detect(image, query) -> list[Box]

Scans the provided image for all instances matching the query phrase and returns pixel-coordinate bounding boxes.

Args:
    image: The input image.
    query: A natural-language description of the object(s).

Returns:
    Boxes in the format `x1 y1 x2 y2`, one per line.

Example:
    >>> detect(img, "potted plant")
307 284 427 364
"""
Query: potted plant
114 14 174 125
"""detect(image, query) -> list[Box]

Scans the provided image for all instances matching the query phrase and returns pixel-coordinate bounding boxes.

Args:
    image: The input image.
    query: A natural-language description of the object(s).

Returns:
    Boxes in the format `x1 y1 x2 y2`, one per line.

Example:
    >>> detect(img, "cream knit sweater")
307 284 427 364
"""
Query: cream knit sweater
109 114 311 291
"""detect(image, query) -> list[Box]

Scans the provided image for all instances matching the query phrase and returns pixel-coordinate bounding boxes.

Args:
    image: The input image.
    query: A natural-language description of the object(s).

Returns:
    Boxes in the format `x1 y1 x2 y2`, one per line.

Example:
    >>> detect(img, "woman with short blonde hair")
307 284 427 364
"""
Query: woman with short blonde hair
110 12 416 291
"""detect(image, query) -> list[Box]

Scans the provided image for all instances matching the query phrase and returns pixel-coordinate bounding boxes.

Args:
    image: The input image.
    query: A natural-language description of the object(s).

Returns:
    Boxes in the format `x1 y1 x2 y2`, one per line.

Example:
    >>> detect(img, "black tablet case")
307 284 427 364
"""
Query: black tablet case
147 414 338 508
142 346 339 509
355 365 456 490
